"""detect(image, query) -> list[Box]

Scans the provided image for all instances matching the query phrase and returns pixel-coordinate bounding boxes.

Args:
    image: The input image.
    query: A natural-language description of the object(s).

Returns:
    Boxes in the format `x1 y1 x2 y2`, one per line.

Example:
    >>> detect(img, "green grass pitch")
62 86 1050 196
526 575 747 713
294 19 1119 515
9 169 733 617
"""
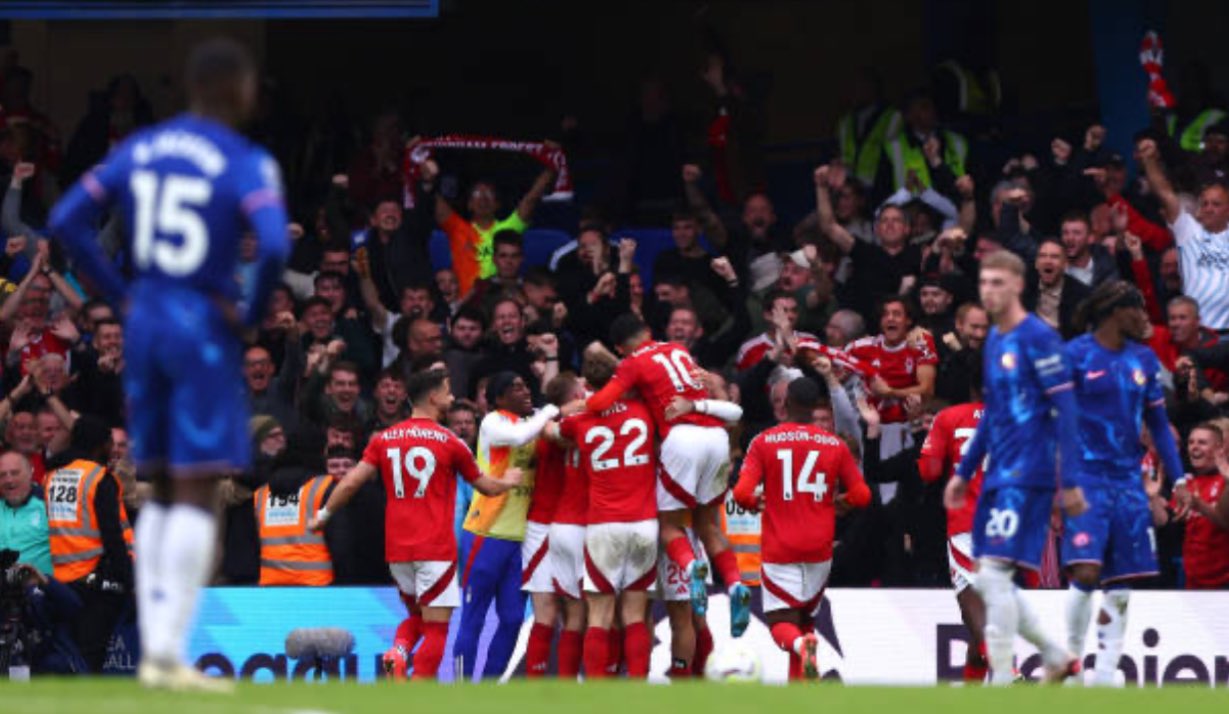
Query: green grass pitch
3 679 1227 714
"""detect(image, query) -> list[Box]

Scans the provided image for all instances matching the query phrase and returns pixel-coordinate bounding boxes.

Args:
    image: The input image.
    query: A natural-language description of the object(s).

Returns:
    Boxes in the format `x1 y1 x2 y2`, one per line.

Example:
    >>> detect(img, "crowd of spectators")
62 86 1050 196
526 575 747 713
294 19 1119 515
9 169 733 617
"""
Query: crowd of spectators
2 43 1229 669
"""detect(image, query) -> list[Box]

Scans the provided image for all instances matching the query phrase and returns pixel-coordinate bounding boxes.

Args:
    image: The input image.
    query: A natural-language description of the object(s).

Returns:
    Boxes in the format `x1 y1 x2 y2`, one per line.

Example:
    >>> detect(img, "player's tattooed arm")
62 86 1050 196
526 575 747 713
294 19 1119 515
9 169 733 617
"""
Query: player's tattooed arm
474 467 524 497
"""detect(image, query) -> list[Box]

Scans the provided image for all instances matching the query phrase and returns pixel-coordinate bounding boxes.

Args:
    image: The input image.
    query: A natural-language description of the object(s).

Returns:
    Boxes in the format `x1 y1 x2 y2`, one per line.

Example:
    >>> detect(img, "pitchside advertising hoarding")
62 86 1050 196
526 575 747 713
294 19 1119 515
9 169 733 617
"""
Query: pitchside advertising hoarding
171 587 1229 686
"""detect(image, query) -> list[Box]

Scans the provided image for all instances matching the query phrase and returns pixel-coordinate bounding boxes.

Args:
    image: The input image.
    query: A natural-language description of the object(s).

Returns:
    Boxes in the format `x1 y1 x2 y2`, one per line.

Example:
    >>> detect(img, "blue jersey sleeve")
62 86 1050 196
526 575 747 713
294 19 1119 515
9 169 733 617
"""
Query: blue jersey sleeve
47 155 130 303
1028 325 1082 489
234 150 290 327
1141 349 1184 482
1027 326 1073 396
1143 349 1166 408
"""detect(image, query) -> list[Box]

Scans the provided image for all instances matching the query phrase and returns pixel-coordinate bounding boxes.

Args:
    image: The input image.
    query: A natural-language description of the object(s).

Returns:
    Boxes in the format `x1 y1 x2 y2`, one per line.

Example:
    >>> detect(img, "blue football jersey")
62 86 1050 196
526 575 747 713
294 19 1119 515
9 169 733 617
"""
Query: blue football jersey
50 112 288 326
978 314 1075 490
1065 334 1166 485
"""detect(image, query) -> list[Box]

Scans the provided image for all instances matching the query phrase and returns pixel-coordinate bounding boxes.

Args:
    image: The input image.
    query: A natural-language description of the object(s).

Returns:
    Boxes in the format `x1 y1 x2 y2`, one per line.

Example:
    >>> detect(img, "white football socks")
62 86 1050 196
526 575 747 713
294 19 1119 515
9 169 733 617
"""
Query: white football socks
134 501 168 662
1094 589 1130 686
974 560 1019 686
1065 583 1095 659
150 504 217 664
1016 584 1068 667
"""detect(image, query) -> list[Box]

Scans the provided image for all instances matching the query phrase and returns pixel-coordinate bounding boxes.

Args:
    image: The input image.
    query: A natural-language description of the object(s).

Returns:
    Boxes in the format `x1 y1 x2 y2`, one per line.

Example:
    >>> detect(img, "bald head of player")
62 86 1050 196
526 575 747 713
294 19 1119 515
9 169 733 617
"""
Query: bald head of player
784 377 828 425
187 37 258 127
609 313 651 357
407 368 454 422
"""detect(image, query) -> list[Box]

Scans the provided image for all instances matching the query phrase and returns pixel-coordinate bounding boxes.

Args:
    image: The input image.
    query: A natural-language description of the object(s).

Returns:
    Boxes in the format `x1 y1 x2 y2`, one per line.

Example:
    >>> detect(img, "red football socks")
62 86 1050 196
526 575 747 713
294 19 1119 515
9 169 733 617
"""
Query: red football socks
771 621 803 654
394 615 422 649
668 659 692 679
712 550 742 591
624 622 651 678
410 622 448 680
525 622 553 678
558 629 583 679
583 627 609 679
964 662 989 682
665 536 696 571
692 624 713 676
606 626 623 675
395 594 422 649
964 641 989 682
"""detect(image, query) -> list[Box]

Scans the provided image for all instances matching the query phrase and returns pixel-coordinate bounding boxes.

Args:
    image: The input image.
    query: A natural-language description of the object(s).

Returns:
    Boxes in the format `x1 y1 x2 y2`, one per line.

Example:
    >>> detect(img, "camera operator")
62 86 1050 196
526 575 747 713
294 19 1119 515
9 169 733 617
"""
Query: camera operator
1 551 88 675
44 417 133 673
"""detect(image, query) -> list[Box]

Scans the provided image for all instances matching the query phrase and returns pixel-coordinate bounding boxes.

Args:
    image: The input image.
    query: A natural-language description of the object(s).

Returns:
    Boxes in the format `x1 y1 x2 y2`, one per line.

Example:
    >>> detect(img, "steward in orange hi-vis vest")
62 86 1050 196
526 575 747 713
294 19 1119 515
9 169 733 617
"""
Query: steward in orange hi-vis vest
254 474 336 586
46 458 134 583
720 490 762 586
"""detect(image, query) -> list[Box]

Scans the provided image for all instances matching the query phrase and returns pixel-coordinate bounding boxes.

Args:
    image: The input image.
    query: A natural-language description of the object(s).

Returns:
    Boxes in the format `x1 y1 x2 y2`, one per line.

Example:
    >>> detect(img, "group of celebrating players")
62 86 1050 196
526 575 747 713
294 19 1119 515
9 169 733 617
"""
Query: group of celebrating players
310 310 873 682
44 36 1193 690
312 246 1181 688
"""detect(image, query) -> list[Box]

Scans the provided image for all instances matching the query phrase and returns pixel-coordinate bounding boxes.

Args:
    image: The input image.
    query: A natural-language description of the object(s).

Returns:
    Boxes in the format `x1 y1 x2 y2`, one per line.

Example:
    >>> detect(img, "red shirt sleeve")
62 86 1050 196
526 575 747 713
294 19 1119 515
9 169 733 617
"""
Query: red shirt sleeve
732 438 764 509
1130 256 1165 325
452 436 481 484
917 334 939 366
1107 194 1173 251
585 372 629 413
836 444 872 508
361 434 384 467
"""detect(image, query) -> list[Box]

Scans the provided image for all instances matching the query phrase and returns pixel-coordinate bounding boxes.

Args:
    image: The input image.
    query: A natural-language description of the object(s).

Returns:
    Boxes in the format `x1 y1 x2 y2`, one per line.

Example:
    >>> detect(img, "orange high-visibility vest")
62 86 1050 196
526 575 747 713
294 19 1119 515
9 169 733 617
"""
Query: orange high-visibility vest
254 475 335 586
720 490 762 586
46 459 134 583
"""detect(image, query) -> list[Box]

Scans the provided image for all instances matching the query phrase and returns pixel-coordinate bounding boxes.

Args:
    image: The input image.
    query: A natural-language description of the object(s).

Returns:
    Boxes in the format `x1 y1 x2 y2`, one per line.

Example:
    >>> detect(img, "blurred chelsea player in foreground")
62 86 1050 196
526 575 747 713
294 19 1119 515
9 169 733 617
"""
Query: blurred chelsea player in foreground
49 38 289 691
945 250 1086 685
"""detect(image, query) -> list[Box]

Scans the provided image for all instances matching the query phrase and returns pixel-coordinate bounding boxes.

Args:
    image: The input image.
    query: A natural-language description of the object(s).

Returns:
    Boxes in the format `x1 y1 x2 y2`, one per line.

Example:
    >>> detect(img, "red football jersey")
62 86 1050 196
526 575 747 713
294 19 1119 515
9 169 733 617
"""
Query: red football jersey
1178 474 1229 589
561 399 657 524
18 329 69 376
590 341 722 437
919 402 984 537
361 417 480 562
526 437 565 524
845 333 938 423
553 415 589 525
734 423 866 563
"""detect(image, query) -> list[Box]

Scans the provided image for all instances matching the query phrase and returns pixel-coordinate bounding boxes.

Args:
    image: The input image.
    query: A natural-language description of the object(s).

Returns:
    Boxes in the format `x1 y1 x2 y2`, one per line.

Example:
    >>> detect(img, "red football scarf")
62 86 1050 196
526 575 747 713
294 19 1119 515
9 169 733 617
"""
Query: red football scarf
402 134 573 209
1139 31 1175 110
797 337 879 380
